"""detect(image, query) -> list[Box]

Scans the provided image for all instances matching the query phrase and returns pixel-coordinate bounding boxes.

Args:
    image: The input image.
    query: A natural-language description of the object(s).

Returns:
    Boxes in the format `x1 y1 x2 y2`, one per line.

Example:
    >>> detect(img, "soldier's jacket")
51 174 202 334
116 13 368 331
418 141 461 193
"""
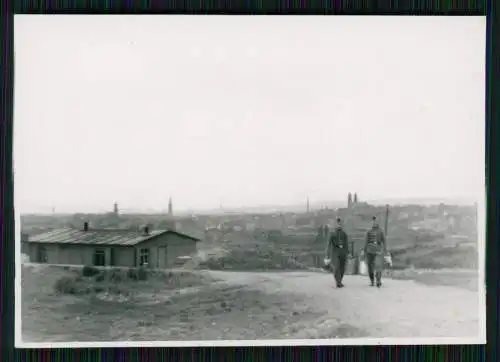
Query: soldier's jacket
326 228 349 258
364 227 386 255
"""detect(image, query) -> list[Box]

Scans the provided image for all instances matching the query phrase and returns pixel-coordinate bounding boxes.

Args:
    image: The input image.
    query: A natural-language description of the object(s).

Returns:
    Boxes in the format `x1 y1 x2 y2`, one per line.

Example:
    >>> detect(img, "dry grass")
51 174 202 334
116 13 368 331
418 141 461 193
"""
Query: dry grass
390 268 479 291
21 264 218 342
392 244 478 270
49 266 215 296
21 264 327 342
110 285 325 341
196 245 308 271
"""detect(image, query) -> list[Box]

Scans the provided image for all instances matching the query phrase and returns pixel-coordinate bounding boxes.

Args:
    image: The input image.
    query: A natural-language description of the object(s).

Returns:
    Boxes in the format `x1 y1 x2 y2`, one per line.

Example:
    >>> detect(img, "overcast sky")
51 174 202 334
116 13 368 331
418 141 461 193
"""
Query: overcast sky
14 16 485 213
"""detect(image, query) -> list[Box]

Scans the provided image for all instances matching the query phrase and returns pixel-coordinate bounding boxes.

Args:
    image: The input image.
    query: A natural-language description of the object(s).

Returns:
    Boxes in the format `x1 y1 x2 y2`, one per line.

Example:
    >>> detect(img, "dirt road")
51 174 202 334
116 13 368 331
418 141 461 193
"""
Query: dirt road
21 266 482 343
207 270 481 339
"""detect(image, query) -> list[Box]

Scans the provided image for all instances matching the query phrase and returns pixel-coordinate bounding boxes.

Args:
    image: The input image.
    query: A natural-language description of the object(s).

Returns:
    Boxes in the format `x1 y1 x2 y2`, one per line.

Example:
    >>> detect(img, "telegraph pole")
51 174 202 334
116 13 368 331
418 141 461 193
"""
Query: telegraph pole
384 204 389 236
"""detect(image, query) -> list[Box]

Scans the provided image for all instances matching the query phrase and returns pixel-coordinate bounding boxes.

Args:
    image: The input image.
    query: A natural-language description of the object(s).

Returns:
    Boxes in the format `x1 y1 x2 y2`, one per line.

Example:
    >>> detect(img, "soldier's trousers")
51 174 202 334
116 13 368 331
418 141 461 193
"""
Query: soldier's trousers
366 253 382 283
332 254 347 285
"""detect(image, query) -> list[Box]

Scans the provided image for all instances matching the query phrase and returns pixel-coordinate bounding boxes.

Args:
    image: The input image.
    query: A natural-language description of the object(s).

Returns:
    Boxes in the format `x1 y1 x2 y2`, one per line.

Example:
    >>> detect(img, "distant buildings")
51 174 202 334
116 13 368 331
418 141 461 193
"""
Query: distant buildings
257 214 284 230
348 192 360 208
204 228 224 243
245 221 257 231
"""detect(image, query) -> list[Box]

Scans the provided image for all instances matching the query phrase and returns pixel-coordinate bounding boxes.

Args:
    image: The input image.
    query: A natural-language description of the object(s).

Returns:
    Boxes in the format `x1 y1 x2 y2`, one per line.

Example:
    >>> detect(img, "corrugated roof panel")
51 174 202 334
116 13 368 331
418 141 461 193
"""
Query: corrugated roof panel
27 228 172 246
99 233 128 245
27 227 200 246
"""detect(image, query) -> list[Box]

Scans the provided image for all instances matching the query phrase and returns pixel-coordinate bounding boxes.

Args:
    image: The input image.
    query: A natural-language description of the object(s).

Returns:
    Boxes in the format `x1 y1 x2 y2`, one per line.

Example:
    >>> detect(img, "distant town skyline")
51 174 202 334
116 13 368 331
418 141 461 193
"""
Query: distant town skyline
20 195 478 216
14 16 485 214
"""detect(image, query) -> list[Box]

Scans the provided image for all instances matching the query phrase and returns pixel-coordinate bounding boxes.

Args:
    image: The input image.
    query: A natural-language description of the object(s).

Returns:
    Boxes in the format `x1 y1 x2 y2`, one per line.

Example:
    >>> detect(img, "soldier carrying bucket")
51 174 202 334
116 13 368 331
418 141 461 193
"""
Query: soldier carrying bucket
364 216 387 287
324 217 350 288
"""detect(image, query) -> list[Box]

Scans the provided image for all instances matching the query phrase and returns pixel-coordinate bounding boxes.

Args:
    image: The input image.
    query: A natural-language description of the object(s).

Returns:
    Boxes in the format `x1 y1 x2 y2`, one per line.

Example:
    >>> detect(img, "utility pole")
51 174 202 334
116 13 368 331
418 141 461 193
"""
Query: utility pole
384 204 389 236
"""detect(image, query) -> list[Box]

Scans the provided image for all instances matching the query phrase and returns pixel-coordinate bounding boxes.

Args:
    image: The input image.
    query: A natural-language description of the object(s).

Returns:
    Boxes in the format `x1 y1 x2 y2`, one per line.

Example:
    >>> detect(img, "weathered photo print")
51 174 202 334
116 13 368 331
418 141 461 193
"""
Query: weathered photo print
14 15 486 347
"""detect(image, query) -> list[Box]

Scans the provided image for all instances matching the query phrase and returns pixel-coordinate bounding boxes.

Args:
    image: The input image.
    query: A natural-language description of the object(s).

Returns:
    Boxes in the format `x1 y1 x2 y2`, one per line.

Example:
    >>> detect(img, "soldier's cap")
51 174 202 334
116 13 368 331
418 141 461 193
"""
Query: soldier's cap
336 217 342 223
372 216 377 220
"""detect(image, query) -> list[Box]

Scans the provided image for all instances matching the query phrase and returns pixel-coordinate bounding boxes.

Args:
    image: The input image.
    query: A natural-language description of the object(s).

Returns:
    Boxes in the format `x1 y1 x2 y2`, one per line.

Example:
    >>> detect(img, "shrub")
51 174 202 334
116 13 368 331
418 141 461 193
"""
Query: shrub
109 269 123 282
93 285 105 293
127 267 148 281
82 265 100 277
54 276 87 295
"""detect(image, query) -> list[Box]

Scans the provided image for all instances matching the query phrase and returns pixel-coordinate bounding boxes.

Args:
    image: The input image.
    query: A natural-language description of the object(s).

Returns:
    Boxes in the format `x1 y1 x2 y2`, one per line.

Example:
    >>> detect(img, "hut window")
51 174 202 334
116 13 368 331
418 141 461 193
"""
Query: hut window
37 246 48 263
139 248 149 266
93 249 106 267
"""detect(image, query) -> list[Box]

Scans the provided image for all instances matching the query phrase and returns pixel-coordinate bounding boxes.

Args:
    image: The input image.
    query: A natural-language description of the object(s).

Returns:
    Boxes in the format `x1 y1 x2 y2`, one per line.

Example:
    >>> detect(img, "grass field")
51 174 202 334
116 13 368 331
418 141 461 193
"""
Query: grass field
21 264 322 342
389 269 479 291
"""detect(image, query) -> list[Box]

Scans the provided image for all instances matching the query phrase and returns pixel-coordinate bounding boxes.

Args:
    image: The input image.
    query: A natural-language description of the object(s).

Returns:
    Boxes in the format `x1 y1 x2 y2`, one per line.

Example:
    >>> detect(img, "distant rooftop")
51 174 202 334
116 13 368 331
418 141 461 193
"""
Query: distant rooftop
27 227 200 246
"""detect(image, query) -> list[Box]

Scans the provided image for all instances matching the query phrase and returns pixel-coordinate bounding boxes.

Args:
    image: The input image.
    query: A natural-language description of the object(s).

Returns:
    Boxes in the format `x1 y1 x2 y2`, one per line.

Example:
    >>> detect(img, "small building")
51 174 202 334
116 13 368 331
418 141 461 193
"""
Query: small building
21 233 30 254
25 223 201 269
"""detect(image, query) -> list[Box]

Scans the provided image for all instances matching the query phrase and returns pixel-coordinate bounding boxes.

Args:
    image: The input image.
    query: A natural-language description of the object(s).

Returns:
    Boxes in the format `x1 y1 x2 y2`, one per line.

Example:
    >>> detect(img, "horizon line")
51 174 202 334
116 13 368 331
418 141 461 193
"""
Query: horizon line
20 196 478 216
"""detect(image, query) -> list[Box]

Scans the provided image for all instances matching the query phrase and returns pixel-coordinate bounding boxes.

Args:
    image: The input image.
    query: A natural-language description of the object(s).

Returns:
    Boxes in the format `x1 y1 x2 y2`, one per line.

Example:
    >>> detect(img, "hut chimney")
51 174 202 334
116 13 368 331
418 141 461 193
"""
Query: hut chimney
144 225 149 235
83 222 89 231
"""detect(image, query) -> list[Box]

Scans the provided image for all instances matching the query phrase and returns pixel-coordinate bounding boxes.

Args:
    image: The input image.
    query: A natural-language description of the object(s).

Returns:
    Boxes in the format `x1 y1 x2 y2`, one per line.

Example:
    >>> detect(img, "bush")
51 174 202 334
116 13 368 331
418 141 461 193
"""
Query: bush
82 265 100 277
94 285 105 293
54 276 87 295
109 270 123 282
127 267 148 281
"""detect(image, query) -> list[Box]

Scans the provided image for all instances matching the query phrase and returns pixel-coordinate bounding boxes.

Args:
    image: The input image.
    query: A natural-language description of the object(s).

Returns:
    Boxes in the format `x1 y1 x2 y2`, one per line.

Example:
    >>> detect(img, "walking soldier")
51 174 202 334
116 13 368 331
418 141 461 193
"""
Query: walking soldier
364 216 387 287
325 217 350 288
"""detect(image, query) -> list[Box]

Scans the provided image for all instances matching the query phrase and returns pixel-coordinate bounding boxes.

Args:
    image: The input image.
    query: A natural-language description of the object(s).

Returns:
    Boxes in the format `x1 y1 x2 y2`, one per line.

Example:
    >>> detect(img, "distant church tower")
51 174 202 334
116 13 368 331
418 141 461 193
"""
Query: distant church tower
113 202 119 215
306 197 310 213
348 193 353 208
168 197 173 216
354 193 358 204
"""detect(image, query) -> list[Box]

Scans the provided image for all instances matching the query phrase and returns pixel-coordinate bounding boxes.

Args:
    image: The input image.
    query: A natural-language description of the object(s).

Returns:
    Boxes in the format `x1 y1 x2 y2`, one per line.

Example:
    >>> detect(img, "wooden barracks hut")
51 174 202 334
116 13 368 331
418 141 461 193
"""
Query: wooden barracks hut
25 222 200 268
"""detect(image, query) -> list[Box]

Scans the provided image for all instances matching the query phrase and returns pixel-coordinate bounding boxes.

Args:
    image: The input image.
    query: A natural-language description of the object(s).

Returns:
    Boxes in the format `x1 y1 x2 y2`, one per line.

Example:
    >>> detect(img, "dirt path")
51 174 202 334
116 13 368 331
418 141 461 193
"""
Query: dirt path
207 270 481 339
20 266 482 343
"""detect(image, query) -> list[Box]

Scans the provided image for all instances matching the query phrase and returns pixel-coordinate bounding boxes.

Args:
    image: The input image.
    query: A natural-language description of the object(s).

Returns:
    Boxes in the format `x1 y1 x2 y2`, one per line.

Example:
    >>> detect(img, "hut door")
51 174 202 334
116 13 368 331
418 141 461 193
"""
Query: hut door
157 246 168 269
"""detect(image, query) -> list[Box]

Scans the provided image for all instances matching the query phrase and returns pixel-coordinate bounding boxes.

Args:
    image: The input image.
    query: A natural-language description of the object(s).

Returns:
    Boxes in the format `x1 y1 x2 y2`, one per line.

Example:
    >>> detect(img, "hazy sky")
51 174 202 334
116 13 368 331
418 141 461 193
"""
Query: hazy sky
14 16 485 213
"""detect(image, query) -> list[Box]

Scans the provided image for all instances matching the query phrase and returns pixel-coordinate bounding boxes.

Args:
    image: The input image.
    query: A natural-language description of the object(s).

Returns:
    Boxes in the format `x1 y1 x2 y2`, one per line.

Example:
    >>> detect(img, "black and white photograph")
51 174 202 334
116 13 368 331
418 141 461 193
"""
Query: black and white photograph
14 15 486 347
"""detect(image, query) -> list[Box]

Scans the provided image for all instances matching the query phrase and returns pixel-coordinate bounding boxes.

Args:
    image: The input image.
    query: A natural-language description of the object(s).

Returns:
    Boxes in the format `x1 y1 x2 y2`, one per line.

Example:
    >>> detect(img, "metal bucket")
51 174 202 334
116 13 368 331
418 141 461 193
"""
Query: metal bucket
359 259 368 275
345 257 359 275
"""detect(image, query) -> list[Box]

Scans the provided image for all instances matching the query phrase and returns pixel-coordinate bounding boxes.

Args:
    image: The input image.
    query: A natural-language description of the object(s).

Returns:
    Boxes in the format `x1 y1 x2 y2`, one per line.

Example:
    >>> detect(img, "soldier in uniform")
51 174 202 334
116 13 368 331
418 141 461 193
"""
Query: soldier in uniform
325 217 350 288
364 216 387 287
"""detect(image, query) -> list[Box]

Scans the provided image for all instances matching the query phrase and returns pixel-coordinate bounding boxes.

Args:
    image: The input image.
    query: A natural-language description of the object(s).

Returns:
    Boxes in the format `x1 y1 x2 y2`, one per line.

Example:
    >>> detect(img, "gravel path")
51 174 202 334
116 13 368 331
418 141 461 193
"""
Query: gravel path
207 270 481 339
